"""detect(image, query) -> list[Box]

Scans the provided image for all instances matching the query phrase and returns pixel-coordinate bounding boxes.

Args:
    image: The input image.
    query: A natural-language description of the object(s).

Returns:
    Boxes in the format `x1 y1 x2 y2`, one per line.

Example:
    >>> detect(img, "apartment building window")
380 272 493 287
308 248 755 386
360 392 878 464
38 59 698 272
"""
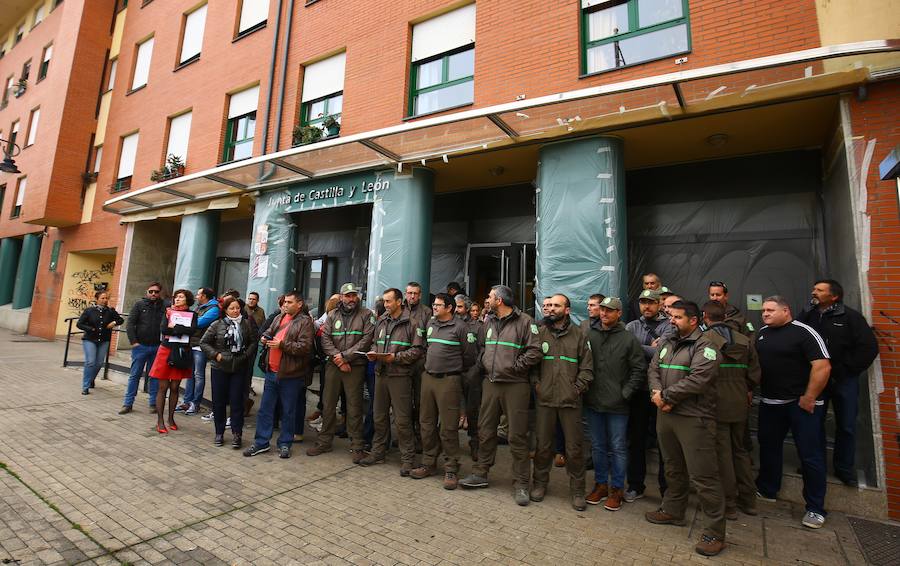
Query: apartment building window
301 53 345 135
223 86 258 162
0 185 5 216
33 5 46 28
179 4 207 66
131 37 154 91
1 76 12 109
38 45 52 81
0 37 7 59
409 4 476 117
11 177 26 218
106 59 117 91
115 132 139 192
25 108 40 147
15 24 25 45
236 0 269 37
54 1 64 10
581 0 690 75
166 111 192 163
21 60 31 82
93 146 103 173
8 121 20 151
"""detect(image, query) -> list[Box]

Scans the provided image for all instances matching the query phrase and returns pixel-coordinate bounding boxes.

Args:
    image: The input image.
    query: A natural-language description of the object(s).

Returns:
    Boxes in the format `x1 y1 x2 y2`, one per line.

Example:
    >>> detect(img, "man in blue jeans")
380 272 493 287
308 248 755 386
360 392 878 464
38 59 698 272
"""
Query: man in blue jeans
121 283 166 414
755 295 832 529
245 291 314 459
177 287 219 415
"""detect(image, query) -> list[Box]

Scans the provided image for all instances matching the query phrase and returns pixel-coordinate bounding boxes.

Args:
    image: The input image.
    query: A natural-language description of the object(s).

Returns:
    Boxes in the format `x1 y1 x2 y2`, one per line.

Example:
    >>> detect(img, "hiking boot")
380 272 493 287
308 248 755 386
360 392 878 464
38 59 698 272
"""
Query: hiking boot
725 508 738 521
410 466 435 479
645 509 686 526
350 449 366 464
738 504 758 516
530 485 546 502
624 488 644 503
604 488 623 511
554 454 566 467
358 453 385 466
243 444 270 457
801 511 825 529
400 463 413 477
695 535 725 556
572 493 587 512
443 472 459 490
514 488 530 506
118 405 132 415
585 483 608 505
306 445 332 457
459 474 489 489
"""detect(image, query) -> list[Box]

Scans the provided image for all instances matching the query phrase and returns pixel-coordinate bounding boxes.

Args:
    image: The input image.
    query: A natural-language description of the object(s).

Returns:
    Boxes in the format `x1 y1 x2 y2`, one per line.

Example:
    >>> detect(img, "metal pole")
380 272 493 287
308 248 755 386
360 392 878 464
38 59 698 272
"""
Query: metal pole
63 318 73 367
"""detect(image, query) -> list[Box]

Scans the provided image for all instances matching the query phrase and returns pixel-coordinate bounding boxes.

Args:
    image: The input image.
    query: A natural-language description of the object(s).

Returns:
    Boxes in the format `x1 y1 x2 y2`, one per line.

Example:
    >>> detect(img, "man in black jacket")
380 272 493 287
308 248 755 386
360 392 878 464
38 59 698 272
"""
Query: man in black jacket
798 279 878 486
121 283 166 414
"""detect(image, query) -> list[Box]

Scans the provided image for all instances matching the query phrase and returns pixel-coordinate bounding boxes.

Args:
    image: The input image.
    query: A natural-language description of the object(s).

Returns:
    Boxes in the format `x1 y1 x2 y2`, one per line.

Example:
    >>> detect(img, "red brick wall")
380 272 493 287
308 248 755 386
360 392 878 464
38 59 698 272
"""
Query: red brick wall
850 80 900 519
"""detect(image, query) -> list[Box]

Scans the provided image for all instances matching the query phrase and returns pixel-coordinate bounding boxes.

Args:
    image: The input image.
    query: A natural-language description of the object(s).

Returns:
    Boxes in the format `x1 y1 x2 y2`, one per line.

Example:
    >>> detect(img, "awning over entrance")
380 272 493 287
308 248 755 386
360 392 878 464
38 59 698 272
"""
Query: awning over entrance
104 40 899 218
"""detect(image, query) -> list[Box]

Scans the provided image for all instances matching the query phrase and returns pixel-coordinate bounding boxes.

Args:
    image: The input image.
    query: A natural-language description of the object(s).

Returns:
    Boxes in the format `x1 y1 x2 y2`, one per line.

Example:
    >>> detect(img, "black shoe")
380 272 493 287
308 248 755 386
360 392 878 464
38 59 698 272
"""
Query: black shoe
243 444 270 457
118 405 132 415
214 434 224 447
838 475 859 487
81 389 89 395
232 434 242 449
279 446 291 459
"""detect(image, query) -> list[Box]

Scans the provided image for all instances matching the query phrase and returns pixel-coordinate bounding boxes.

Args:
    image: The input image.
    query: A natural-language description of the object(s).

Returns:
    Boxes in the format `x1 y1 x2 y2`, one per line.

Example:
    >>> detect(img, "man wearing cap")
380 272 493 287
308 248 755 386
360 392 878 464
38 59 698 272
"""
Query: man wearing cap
455 294 484 459
531 293 594 511
584 296 646 511
629 272 663 321
359 288 424 475
459 284 543 506
624 288 674 501
307 283 375 463
709 281 754 337
646 300 725 557
411 293 478 488
405 281 431 451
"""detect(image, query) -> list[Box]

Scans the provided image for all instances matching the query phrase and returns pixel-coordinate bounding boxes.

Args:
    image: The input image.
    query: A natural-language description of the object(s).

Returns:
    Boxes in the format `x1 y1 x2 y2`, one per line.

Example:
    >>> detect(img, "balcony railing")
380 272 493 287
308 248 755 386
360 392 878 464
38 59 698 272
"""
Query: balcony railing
108 177 132 194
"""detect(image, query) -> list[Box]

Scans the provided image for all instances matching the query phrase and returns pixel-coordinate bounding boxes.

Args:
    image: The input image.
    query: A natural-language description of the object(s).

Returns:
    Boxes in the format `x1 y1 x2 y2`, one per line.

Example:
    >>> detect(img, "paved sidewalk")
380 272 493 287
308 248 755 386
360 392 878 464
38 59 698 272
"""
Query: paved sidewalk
0 330 873 565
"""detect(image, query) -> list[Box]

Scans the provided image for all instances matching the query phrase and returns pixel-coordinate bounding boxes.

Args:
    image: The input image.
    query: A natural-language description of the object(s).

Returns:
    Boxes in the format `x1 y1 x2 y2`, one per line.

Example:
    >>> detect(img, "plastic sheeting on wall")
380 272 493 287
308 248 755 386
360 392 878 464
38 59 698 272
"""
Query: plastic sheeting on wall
173 212 220 291
536 137 627 324
247 194 296 316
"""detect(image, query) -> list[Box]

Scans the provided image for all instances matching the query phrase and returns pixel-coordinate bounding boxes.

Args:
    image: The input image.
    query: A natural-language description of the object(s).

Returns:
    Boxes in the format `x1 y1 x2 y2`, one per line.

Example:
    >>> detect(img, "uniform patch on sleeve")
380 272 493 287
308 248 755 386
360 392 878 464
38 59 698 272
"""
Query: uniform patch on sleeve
379 328 385 338
746 322 755 332
542 342 549 354
335 319 342 330
370 315 376 324
703 347 717 361
659 347 667 359
486 327 493 339
530 324 539 335
586 340 591 350
467 332 476 343
418 328 425 337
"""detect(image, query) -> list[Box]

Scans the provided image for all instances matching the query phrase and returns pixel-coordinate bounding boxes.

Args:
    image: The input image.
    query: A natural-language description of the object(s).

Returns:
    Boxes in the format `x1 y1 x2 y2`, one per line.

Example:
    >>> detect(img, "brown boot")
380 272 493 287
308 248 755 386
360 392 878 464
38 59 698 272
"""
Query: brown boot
554 454 566 467
306 444 332 457
350 449 366 464
604 488 623 511
585 483 608 505
443 472 459 490
695 535 725 556
530 485 546 502
572 492 587 511
410 466 435 479
645 509 686 526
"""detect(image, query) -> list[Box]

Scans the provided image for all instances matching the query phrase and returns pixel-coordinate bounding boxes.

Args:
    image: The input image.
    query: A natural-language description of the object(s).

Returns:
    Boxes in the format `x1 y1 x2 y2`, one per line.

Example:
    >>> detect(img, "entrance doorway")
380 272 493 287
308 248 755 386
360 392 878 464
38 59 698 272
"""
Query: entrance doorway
465 243 535 316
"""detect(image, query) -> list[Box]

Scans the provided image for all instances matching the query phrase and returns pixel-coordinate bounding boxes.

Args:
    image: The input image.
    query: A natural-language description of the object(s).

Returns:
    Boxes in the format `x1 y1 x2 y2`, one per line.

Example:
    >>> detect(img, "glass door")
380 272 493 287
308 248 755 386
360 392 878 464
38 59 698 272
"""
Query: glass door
465 243 535 313
296 255 328 317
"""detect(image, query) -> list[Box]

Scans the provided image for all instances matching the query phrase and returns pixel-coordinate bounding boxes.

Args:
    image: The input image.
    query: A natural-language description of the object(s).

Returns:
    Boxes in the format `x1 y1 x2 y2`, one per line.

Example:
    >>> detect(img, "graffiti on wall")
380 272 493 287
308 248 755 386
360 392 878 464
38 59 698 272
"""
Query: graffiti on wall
65 261 114 316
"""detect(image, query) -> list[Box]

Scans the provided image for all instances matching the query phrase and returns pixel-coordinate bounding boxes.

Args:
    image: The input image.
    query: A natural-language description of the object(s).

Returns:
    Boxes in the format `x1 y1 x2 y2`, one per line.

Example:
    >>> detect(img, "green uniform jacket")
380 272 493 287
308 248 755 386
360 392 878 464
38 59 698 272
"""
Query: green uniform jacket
424 316 478 374
320 305 376 367
373 308 424 377
534 318 594 409
584 321 646 414
704 323 761 423
648 327 720 418
478 307 543 383
724 303 755 337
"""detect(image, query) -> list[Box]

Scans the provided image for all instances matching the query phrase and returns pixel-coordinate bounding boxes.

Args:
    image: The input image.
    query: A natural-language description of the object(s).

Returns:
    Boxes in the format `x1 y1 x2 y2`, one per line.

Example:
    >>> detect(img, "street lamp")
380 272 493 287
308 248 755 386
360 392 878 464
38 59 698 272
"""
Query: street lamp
0 137 22 174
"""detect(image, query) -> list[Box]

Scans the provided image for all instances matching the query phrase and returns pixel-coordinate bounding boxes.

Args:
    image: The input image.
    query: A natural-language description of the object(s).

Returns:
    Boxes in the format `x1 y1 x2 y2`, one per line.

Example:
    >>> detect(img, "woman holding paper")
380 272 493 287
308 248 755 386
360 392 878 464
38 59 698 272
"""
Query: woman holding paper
148 289 197 433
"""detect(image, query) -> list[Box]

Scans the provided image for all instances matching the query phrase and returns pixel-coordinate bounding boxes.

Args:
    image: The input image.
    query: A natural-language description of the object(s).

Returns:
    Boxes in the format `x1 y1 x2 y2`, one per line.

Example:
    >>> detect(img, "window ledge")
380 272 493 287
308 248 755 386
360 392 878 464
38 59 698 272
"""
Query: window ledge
579 50 691 79
403 102 474 122
232 22 267 43
125 84 147 96
174 55 199 72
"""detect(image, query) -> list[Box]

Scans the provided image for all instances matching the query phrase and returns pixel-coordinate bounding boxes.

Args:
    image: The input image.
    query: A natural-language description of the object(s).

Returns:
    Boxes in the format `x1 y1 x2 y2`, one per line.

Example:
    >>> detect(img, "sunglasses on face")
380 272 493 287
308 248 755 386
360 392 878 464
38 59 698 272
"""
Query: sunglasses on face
147 289 161 294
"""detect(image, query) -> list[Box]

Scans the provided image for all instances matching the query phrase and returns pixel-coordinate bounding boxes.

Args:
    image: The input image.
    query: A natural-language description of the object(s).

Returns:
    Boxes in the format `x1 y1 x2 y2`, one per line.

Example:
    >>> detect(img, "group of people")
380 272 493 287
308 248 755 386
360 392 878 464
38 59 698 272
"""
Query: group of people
75 273 878 558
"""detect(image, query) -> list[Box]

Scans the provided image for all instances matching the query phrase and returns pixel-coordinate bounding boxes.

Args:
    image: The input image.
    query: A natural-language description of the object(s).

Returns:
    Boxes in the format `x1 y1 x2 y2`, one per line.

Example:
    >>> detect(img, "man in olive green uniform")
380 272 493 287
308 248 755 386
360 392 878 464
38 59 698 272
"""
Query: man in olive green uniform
703 300 761 518
709 281 755 336
359 288 424 475
460 285 543 506
531 294 593 511
307 283 375 463
456 294 484 459
411 293 478 488
646 300 726 557
405 282 431 451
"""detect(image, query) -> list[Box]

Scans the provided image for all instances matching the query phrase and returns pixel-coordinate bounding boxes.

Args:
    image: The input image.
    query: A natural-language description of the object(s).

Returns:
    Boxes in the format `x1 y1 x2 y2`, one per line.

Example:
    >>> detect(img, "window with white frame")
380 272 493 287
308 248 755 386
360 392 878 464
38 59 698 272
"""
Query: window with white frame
106 59 117 91
8 120 20 150
131 37 154 90
179 4 207 65
581 0 690 75
223 86 258 162
33 5 46 27
409 4 476 117
25 108 40 146
237 0 269 36
115 132 139 191
38 44 52 81
12 177 26 218
301 53 345 135
93 145 102 173
166 111 192 163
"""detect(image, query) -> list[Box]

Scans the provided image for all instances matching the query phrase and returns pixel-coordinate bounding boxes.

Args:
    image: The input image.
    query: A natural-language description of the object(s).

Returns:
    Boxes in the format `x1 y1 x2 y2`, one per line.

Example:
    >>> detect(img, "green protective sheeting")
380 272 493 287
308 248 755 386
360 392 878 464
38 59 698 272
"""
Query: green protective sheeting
12 233 42 309
366 167 433 304
536 136 627 324
173 212 220 292
0 237 23 305
246 198 295 317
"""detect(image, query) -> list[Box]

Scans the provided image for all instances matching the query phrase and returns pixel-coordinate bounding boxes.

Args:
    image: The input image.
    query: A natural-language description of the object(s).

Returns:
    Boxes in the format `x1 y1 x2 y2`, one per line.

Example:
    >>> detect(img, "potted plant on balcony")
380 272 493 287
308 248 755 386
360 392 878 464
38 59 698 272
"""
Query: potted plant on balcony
323 115 341 137
150 154 186 182
293 123 323 146
13 79 27 97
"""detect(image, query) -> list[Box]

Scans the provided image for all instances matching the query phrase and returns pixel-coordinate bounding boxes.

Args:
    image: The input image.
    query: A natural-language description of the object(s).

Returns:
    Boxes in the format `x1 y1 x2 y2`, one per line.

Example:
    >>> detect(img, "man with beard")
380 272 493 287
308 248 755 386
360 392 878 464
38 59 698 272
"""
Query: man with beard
709 281 754 337
531 294 593 511
405 282 431 451
307 283 375 463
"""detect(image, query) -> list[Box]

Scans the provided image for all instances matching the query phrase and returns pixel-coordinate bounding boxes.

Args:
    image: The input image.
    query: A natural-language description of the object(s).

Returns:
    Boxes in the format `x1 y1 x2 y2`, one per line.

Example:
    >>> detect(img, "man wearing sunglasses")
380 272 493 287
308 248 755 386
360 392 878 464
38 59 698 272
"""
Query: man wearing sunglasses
121 283 166 414
708 281 754 337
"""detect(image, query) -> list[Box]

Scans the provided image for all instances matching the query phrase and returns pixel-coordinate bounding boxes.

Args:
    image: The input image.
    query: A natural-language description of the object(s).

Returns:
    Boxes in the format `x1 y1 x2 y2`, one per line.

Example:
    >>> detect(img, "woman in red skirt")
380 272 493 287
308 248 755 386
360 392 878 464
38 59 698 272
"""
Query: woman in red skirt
149 289 197 433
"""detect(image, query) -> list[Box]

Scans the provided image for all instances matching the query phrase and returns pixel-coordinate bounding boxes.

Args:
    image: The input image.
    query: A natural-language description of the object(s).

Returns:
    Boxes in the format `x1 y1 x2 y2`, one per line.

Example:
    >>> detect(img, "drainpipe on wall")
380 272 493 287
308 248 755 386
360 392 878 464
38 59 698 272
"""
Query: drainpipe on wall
273 0 296 153
260 0 285 156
